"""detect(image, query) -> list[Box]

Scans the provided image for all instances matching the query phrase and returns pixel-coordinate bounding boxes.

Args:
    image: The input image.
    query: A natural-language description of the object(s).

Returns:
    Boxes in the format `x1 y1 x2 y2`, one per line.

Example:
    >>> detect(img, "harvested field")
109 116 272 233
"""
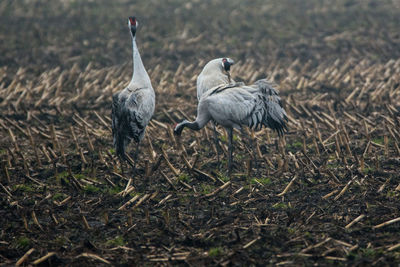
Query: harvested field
1 0 400 266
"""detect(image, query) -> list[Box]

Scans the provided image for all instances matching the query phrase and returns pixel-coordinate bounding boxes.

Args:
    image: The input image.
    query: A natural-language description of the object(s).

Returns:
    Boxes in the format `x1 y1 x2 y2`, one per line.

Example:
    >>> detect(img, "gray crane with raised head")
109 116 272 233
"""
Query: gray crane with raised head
174 77 287 174
112 16 155 165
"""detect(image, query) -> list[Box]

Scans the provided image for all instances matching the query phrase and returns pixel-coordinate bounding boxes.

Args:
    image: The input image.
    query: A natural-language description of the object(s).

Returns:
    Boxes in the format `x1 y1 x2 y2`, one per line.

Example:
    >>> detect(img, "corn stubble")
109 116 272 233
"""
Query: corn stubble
1 14 400 265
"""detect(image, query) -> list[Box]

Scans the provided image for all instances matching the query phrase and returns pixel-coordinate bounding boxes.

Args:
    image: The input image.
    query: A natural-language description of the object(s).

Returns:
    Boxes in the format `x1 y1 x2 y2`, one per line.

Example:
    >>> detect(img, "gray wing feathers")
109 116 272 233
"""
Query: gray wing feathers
205 80 288 135
253 79 288 135
197 75 231 100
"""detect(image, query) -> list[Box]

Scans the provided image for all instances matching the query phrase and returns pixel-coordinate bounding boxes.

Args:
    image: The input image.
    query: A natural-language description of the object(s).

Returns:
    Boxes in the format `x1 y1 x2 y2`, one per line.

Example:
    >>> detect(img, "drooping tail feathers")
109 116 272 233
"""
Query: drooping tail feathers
112 93 131 159
112 92 145 159
254 79 288 135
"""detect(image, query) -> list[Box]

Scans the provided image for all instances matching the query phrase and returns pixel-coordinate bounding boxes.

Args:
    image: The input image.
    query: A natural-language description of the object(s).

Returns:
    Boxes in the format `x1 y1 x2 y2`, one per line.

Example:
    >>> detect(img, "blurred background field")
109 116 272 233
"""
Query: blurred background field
1 0 400 72
1 0 400 265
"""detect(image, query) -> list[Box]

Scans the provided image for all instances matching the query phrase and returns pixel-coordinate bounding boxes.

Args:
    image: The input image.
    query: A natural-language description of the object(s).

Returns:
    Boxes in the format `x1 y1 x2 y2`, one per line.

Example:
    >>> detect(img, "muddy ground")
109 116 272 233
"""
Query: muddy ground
1 0 400 265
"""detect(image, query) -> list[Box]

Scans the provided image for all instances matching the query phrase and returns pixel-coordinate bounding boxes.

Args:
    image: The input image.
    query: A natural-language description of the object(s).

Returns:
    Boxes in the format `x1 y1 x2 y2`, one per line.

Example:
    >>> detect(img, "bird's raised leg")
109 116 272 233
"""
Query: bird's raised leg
227 127 234 175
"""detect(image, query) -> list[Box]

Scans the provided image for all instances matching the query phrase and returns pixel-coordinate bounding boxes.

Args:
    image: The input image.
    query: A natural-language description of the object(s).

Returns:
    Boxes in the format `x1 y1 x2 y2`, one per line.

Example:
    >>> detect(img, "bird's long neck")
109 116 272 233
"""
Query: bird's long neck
129 36 151 88
175 120 201 135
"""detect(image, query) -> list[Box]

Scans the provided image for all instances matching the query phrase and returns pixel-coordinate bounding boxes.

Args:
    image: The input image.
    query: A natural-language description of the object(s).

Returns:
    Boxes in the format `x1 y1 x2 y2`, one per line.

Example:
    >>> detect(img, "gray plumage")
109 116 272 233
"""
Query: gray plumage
175 75 287 173
196 58 235 161
176 79 287 135
112 17 155 159
197 58 235 100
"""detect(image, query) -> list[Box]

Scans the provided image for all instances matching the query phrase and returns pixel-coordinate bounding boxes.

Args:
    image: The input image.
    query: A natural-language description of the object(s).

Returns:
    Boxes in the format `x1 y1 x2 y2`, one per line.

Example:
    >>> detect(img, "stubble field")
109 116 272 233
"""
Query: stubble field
1 0 400 265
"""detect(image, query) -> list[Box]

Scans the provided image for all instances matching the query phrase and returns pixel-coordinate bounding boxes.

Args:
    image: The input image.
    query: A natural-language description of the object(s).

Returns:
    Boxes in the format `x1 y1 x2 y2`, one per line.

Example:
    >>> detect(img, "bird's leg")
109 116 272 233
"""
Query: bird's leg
120 156 126 176
133 142 140 161
227 128 234 176
122 143 139 175
212 122 222 163
241 128 258 168
131 142 140 173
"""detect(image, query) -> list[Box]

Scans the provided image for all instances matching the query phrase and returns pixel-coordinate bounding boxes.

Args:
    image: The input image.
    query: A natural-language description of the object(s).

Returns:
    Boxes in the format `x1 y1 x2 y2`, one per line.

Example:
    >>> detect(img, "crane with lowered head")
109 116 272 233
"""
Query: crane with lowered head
174 61 287 174
196 57 236 160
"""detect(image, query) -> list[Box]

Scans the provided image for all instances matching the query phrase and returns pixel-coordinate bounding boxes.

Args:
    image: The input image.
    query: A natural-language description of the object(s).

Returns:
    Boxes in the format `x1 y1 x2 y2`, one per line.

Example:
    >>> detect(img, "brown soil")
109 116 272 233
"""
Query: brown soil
1 0 400 266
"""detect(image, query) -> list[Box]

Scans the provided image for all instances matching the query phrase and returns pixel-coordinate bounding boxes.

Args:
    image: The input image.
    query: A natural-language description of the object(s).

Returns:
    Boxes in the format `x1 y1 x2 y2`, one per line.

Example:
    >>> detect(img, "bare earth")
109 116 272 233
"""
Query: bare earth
1 0 400 265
